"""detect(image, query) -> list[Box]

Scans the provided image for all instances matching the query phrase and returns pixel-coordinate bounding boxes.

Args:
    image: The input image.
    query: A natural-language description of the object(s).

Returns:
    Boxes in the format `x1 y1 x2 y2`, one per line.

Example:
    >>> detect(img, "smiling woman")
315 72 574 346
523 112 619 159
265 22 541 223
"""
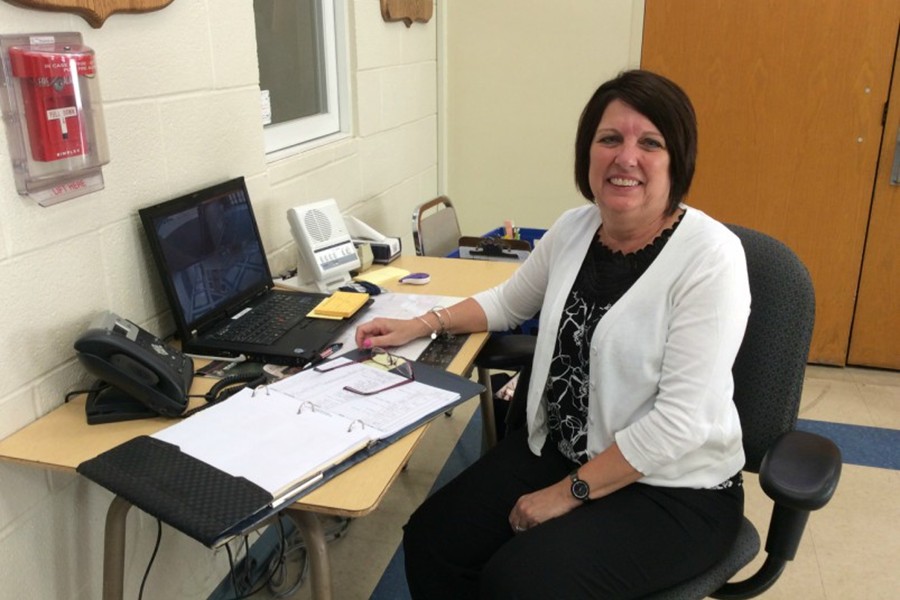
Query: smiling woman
574 71 698 219
352 70 753 599
588 100 675 253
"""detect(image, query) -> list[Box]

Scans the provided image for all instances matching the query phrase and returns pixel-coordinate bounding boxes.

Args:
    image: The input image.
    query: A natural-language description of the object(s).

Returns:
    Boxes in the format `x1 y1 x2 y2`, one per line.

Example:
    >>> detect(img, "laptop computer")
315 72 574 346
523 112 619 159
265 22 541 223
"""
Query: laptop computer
139 176 366 367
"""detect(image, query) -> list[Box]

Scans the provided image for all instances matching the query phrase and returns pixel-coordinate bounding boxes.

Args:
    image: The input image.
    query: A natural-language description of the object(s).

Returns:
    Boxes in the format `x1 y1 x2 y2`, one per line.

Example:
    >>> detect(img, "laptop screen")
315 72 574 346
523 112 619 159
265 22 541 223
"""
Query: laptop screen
140 177 273 335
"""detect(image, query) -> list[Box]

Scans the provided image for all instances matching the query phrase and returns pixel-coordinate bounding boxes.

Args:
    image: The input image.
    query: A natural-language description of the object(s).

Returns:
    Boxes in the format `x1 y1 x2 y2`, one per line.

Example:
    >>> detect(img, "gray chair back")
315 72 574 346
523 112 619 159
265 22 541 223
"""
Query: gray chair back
725 224 815 472
645 225 818 599
412 196 461 257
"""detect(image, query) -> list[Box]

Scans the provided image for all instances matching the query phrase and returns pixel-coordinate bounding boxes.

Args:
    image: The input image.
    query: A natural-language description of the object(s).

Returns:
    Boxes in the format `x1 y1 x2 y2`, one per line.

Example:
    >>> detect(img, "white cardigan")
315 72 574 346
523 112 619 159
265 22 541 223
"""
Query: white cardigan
473 205 750 488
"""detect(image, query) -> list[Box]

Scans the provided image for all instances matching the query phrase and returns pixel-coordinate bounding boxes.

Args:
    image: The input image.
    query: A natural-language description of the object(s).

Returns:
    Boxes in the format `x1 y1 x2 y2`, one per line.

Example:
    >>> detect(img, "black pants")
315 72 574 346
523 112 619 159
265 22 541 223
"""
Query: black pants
403 428 743 599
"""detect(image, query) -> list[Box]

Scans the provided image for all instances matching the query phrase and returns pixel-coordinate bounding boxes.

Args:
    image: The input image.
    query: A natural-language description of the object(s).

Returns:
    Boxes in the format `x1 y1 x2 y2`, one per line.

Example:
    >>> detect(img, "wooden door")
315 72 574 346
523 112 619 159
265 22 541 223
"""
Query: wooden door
642 0 900 366
848 35 900 370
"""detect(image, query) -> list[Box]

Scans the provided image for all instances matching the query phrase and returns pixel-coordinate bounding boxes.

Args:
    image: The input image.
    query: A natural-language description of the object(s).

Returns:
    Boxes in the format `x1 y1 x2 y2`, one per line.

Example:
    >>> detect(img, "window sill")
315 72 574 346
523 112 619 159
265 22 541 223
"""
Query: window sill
265 131 352 164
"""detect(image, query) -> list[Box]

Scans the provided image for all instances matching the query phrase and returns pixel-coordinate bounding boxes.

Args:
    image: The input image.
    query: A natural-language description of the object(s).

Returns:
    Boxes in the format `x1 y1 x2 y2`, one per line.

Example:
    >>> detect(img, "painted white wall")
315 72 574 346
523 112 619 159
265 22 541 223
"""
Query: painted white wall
441 0 645 235
0 1 439 598
0 1 642 597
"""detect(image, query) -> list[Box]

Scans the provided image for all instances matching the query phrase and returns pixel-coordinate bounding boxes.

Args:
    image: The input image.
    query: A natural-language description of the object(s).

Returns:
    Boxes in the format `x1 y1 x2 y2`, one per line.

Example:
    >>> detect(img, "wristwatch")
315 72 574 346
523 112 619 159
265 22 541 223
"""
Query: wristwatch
569 469 590 503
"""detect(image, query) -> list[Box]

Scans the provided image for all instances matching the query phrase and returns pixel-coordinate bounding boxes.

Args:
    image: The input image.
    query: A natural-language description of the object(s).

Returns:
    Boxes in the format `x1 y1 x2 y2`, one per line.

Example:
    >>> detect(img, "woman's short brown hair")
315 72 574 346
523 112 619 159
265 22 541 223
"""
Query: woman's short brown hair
574 70 697 214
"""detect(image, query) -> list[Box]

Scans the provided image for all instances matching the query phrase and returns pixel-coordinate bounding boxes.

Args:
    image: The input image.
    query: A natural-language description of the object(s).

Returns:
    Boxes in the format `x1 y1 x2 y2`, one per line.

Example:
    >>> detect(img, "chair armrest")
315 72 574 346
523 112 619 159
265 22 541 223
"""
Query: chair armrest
753 430 842 567
473 334 536 370
759 430 842 511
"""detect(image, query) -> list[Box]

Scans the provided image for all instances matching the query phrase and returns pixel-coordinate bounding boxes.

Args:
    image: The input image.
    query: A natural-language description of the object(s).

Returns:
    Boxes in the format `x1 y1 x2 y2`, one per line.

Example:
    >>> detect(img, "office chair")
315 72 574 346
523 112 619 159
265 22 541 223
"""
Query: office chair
412 196 461 257
496 224 842 598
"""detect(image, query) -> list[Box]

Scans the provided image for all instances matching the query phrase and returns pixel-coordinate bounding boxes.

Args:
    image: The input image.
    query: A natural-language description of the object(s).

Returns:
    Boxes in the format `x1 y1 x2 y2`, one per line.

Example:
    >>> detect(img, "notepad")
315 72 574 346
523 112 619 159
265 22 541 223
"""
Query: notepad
309 291 370 319
355 266 409 285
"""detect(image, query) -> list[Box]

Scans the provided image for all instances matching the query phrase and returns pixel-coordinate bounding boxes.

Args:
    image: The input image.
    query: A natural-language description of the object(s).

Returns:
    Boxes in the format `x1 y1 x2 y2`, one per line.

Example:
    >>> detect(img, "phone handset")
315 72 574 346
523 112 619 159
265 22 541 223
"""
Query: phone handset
74 311 194 420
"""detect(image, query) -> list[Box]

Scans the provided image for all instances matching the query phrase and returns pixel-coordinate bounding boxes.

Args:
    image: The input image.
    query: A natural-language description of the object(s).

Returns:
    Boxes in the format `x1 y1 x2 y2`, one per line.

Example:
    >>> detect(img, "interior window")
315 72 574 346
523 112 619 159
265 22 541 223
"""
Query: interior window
254 0 348 154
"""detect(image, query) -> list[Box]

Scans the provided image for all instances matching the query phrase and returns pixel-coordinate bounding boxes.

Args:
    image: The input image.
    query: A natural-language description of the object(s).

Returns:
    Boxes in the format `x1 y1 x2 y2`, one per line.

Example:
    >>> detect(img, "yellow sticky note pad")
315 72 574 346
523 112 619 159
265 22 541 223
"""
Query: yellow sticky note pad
309 291 370 319
355 266 409 286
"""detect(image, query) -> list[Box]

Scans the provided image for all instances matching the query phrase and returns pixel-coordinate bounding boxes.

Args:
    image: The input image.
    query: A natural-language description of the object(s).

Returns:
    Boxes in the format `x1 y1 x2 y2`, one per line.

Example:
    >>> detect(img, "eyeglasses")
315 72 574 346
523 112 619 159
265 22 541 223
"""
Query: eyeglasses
314 347 415 396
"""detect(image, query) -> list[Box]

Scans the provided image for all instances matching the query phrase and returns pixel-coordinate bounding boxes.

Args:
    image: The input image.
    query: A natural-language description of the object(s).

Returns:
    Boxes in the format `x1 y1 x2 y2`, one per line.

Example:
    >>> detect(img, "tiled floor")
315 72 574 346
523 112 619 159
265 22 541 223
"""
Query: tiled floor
251 366 900 599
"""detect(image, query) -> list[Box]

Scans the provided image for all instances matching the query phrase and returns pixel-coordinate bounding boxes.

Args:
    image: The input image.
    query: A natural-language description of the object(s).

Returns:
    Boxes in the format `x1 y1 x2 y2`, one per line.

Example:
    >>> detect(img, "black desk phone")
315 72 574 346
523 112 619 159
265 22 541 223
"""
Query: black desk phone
74 311 193 422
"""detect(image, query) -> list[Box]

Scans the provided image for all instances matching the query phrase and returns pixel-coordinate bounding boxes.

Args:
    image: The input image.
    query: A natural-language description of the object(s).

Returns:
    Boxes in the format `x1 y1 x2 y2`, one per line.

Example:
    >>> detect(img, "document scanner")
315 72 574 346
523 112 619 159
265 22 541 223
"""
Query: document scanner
346 215 401 264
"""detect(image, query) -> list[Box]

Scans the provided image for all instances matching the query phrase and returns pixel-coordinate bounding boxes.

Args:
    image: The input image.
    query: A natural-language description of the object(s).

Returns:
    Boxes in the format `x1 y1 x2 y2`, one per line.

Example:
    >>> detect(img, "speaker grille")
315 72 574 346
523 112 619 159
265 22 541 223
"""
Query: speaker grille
304 208 333 243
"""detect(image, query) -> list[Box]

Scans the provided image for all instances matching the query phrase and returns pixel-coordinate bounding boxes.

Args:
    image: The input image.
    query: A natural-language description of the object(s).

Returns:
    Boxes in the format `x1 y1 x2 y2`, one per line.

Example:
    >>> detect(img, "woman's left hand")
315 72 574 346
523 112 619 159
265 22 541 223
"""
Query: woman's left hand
508 444 641 533
508 478 580 533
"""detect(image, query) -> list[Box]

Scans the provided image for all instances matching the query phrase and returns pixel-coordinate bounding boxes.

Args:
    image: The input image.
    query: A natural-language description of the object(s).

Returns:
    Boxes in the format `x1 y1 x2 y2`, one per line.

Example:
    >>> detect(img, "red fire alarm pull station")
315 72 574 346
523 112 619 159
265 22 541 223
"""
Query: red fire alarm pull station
0 33 110 206
9 45 95 162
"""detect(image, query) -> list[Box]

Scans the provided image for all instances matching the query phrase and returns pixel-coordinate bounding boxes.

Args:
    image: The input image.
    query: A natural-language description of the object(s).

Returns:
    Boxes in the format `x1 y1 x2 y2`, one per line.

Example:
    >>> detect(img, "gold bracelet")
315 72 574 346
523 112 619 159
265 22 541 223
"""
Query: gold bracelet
415 315 437 340
430 307 447 335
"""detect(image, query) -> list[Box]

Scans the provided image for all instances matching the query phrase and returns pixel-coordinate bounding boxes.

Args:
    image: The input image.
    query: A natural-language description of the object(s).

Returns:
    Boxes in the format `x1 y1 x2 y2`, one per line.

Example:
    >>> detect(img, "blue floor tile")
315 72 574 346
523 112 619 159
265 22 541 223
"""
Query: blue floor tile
797 419 900 470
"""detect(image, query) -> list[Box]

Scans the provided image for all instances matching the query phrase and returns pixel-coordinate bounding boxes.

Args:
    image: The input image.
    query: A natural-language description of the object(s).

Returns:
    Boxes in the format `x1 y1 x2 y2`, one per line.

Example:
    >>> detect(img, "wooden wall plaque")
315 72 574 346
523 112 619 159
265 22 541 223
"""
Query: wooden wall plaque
2 0 174 28
380 0 432 28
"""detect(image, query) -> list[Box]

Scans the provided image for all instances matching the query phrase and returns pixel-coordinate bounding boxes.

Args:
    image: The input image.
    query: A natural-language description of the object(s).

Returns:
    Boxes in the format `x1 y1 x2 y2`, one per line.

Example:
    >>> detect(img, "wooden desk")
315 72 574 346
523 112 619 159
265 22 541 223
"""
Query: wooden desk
0 255 517 600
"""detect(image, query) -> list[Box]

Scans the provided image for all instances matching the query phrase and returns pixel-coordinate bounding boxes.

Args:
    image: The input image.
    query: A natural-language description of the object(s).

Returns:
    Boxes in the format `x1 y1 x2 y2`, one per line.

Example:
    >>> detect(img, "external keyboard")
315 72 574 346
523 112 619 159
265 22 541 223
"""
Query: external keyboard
416 335 469 370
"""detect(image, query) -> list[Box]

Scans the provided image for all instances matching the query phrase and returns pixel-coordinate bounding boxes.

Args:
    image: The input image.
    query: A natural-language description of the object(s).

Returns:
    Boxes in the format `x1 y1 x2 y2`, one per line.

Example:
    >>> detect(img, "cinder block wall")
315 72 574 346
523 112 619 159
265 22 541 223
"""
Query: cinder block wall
0 1 438 597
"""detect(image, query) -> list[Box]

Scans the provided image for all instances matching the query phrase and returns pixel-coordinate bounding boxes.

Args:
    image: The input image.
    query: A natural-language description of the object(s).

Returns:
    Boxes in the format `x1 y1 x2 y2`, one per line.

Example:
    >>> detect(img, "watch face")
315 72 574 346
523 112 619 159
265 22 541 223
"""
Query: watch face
571 479 590 501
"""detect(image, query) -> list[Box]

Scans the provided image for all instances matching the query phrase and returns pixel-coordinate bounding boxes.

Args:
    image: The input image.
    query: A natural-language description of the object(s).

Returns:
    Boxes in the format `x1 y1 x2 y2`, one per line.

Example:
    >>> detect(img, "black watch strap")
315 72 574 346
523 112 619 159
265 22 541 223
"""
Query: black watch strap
569 468 590 503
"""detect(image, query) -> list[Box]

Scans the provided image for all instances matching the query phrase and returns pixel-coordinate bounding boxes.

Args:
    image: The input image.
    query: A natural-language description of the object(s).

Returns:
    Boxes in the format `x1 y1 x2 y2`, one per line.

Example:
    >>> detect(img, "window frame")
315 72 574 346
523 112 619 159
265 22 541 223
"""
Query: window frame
257 0 351 157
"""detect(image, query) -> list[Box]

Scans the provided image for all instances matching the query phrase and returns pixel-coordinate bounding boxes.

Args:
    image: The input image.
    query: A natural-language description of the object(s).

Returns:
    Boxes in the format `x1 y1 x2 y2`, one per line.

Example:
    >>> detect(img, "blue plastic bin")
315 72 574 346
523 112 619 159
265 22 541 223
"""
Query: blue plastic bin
449 226 546 335
447 226 546 258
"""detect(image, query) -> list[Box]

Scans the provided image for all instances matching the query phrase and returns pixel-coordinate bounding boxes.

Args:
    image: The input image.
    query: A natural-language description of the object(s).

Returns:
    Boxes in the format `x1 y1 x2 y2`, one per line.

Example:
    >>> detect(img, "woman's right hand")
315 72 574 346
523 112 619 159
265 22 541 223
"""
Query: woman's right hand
355 317 428 350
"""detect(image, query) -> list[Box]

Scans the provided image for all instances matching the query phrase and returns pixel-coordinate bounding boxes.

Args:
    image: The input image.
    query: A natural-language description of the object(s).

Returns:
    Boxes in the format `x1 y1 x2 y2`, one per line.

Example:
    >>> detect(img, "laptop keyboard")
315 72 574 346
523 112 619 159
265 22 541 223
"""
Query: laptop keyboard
209 293 321 345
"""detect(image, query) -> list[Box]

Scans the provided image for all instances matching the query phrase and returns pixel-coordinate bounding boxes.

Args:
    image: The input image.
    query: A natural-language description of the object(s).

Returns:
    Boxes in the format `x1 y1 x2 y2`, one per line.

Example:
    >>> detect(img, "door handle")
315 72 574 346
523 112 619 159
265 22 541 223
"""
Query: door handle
892 125 900 185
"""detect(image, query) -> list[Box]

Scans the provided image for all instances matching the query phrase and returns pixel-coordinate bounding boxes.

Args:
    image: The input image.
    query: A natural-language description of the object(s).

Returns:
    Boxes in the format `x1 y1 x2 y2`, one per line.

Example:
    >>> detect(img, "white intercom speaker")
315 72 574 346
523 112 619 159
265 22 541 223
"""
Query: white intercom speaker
287 199 360 293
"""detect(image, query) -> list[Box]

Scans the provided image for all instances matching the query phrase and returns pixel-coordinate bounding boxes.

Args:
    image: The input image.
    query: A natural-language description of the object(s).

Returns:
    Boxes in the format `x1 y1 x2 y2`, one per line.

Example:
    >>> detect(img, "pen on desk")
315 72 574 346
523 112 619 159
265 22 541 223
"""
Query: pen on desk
305 342 343 369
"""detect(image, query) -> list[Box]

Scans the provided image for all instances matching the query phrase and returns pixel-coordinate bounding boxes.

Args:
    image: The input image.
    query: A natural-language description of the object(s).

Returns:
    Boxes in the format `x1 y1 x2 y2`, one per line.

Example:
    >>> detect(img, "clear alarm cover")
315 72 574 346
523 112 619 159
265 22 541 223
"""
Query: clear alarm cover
0 32 109 205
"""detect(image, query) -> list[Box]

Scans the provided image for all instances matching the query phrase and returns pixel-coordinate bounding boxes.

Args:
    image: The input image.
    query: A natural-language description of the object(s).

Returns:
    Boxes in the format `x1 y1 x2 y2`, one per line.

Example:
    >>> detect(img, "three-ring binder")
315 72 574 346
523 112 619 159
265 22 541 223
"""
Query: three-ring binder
77 352 485 548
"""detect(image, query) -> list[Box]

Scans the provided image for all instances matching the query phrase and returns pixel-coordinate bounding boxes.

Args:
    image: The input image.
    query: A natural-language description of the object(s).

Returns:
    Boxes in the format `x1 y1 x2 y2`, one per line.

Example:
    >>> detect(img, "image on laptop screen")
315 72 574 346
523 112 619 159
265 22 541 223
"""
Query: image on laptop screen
149 184 269 327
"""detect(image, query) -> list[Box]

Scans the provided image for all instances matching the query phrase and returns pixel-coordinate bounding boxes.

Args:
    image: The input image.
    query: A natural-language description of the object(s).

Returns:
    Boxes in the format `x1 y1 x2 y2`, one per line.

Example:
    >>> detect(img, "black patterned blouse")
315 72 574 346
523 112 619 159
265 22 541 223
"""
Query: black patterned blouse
546 212 685 464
